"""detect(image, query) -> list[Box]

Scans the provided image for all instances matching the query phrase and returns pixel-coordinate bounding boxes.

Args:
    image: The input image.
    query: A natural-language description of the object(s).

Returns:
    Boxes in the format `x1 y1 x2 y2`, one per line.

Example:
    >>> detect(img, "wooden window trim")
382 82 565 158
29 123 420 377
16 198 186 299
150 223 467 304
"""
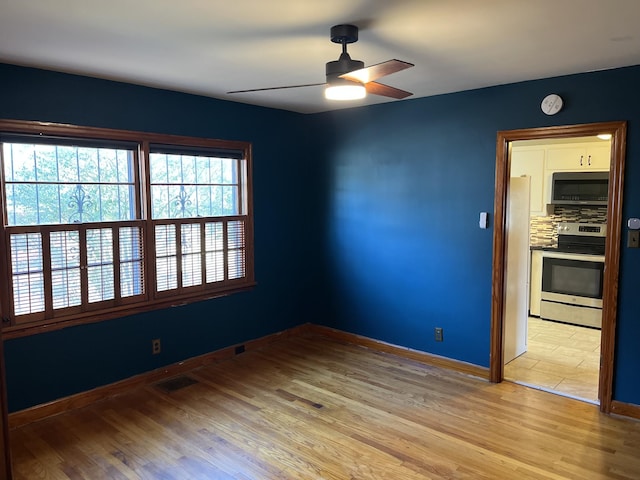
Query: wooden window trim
0 119 255 339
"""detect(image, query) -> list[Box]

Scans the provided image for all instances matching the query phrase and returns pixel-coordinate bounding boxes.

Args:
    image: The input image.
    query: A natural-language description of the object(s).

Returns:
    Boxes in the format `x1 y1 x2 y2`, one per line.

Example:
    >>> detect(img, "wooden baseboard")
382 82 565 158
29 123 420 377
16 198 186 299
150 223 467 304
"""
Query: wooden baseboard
610 400 640 420
8 323 311 429
307 324 490 380
27 322 640 429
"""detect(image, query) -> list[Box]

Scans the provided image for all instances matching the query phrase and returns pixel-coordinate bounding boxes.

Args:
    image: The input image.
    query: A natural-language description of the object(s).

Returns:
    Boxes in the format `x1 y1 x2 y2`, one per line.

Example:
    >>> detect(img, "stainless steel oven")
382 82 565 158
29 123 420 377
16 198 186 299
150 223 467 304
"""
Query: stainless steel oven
539 223 606 329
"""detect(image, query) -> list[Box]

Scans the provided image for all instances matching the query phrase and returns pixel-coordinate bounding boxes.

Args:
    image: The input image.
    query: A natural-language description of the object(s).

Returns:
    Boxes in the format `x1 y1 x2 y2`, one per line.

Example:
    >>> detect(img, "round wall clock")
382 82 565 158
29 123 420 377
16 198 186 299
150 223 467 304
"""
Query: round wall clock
541 94 563 115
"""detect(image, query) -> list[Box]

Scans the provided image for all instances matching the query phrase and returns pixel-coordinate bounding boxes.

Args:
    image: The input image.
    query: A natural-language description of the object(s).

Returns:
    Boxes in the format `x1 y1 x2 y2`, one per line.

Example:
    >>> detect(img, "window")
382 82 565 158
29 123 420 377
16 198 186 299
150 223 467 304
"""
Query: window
148 145 248 295
0 121 254 335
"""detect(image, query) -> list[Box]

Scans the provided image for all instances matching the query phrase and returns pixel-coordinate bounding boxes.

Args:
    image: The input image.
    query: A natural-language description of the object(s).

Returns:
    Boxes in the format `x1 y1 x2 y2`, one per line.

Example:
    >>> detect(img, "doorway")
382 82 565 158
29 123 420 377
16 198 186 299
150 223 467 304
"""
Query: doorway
503 137 608 403
490 121 627 413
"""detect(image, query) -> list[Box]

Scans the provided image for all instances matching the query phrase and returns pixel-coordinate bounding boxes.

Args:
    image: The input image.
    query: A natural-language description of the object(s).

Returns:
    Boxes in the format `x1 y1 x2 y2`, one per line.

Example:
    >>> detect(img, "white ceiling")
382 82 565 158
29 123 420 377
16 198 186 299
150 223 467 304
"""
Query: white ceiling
1 0 639 114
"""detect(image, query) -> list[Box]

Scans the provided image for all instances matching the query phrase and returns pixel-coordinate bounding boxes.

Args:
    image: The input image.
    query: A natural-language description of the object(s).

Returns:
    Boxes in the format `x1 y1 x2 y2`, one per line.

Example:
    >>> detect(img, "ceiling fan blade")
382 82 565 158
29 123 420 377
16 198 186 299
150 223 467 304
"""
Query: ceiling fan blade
339 59 414 84
227 82 325 94
365 81 413 99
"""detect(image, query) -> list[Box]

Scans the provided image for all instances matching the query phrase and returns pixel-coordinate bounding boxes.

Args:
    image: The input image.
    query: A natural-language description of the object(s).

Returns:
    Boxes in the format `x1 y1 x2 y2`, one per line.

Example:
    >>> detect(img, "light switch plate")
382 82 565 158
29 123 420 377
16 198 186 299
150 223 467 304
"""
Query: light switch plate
479 212 488 229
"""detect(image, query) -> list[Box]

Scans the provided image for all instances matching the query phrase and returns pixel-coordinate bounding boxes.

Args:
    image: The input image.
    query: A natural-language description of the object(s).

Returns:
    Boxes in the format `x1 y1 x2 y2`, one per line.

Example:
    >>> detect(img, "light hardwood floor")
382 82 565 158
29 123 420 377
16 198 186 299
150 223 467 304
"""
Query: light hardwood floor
505 317 600 402
10 334 640 479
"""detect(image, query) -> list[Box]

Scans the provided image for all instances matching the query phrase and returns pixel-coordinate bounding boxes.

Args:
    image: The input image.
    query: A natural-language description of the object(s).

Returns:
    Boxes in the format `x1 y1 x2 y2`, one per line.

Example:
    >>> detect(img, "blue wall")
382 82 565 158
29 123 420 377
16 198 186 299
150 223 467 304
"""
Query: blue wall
0 64 327 412
318 65 640 404
2 62 640 411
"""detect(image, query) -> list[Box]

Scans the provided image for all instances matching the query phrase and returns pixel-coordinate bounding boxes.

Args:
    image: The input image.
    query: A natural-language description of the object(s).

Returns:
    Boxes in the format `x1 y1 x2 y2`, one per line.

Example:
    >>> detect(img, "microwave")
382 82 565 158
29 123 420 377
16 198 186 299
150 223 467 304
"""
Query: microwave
550 171 609 206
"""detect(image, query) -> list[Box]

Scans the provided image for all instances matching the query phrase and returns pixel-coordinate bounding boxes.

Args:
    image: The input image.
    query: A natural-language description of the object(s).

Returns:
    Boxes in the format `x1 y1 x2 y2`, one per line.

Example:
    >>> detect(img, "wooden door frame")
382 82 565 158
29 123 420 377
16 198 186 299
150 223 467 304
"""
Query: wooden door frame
0 328 12 479
490 121 627 413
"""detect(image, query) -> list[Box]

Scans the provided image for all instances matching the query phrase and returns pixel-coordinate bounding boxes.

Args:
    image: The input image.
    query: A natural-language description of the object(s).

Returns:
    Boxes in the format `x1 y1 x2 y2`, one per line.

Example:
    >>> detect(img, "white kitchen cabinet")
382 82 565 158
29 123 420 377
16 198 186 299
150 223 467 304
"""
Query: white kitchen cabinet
529 250 543 317
511 147 545 216
511 138 611 217
546 142 610 171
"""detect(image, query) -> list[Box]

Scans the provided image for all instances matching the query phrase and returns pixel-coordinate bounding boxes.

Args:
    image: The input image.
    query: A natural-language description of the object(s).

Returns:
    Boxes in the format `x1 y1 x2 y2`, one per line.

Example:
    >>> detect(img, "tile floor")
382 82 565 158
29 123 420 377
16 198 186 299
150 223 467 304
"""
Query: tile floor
504 317 601 403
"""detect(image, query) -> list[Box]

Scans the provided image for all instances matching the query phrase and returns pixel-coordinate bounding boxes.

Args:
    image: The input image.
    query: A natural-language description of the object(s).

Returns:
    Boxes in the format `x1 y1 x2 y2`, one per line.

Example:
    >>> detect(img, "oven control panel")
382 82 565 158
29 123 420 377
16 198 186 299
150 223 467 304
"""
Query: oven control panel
558 222 606 237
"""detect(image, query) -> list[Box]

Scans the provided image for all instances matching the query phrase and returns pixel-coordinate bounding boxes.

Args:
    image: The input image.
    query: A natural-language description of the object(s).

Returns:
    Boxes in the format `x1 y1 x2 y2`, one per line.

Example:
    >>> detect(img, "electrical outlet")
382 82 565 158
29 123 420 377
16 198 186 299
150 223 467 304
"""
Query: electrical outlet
434 327 443 342
152 338 161 355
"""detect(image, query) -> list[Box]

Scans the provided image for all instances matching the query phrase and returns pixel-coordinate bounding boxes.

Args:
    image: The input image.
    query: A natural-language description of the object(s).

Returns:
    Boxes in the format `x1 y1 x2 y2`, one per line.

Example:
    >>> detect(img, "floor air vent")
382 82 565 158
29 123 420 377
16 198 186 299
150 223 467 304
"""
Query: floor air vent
154 375 198 393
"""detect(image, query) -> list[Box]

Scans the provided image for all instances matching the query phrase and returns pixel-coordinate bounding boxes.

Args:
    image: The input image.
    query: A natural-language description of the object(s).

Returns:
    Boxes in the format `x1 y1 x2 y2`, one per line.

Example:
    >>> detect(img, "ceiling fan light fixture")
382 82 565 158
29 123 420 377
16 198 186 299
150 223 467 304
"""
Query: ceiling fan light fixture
324 81 366 101
227 24 414 103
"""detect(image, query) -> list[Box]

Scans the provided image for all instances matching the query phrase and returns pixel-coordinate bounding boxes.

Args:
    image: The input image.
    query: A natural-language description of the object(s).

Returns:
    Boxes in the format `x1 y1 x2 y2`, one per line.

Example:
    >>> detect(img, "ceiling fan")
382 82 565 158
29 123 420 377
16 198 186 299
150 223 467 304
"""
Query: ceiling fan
227 24 414 101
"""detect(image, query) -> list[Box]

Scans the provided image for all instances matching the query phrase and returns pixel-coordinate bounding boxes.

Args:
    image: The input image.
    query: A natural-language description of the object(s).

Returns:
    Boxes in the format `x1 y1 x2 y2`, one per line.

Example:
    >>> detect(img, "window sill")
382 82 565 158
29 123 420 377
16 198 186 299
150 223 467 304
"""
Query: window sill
2 281 257 340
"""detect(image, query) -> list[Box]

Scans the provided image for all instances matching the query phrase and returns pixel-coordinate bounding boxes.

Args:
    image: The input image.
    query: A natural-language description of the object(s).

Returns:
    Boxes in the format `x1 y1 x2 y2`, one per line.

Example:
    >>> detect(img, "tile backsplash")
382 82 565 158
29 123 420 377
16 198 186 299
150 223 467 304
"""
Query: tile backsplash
530 206 607 246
